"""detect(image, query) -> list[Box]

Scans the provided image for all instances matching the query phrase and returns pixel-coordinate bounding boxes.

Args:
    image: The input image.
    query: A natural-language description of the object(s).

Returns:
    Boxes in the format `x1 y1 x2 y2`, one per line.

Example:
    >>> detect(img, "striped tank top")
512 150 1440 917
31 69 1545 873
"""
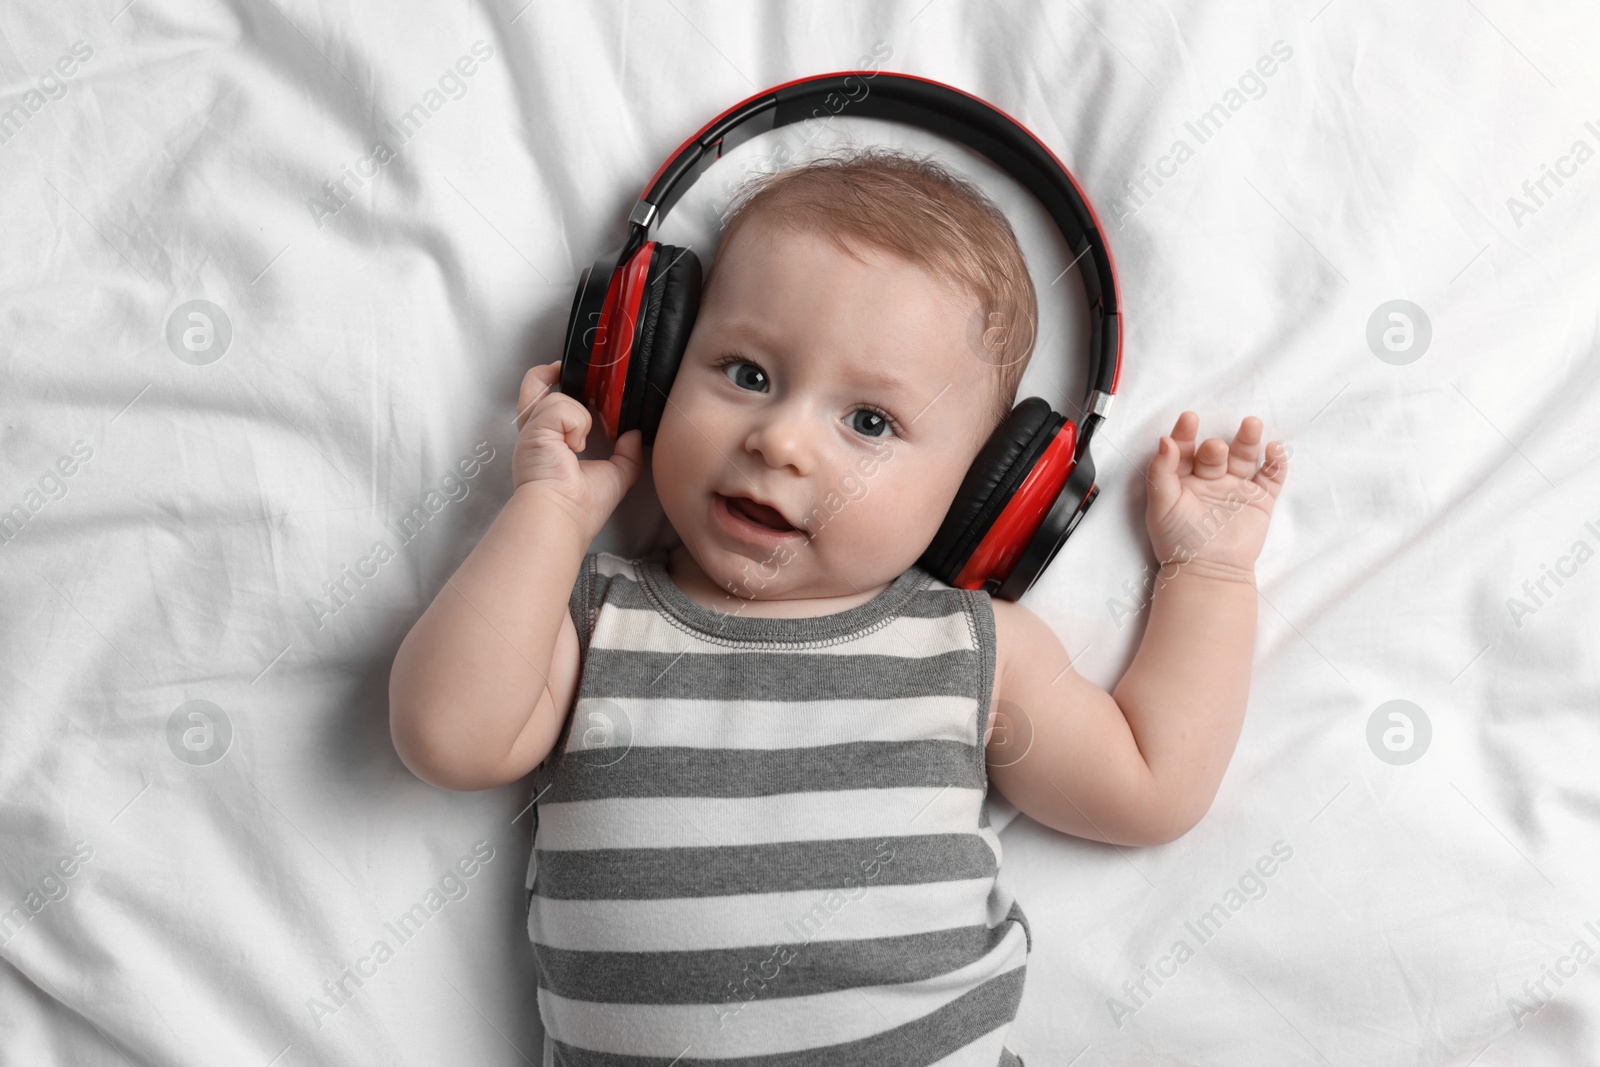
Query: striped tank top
527 550 1031 1066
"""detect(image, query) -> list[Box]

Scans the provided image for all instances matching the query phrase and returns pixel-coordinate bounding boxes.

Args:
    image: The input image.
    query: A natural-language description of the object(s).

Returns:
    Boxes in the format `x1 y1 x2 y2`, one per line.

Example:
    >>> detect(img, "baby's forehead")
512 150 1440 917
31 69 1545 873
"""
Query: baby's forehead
706 215 994 388
711 218 984 325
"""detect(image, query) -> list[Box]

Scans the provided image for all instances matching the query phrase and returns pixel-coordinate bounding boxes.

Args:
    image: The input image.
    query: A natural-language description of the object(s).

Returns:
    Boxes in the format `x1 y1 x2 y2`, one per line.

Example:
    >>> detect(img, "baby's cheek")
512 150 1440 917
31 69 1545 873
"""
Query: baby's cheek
648 437 691 533
903 478 966 547
650 413 696 490
865 479 940 538
835 469 869 504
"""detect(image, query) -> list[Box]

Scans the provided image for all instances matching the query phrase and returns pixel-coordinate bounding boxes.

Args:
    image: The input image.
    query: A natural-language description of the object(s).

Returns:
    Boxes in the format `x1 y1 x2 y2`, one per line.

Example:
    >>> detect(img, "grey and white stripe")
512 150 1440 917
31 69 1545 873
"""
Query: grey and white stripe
528 551 1031 1066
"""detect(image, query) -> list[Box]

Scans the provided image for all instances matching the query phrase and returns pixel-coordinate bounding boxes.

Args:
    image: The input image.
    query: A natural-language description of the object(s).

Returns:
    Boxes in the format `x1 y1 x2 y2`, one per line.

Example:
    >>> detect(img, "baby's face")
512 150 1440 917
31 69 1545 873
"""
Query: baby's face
651 214 996 602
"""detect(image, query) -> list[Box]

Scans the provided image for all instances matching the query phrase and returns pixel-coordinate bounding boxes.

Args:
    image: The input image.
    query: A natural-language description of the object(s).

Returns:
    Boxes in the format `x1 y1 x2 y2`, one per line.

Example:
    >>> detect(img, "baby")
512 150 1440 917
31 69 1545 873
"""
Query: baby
389 149 1287 1064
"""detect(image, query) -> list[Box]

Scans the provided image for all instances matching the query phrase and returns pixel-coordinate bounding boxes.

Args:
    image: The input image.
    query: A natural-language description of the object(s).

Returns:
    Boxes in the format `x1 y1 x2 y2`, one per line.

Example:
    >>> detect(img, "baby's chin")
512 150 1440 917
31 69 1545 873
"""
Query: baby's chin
678 537 905 605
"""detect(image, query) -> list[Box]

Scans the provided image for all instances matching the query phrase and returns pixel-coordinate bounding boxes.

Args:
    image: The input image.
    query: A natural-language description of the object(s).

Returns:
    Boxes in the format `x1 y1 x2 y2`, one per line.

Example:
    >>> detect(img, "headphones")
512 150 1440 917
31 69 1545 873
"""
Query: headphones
560 71 1123 601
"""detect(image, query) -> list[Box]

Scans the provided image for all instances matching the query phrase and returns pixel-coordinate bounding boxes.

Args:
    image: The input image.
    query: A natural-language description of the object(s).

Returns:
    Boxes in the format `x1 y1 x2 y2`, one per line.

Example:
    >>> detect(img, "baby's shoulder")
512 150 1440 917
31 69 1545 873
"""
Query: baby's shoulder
985 595 1053 695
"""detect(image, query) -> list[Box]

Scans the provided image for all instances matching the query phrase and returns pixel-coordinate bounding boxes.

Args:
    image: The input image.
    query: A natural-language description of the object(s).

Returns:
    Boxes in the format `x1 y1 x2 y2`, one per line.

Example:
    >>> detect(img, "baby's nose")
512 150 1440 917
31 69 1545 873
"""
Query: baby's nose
744 412 816 474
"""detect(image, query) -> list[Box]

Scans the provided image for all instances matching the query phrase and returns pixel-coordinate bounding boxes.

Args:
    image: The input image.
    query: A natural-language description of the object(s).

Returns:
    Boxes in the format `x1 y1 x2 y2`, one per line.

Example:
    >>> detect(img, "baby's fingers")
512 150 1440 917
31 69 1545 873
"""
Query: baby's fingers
1226 417 1265 479
1192 437 1231 479
1252 441 1290 500
1146 435 1184 520
516 361 562 432
1168 411 1200 474
601 429 645 495
526 390 591 453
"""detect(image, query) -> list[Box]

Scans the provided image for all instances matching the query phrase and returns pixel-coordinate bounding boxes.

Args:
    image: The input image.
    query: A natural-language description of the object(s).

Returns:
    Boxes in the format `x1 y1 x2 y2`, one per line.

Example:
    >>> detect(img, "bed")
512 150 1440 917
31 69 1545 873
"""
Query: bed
3 0 1597 1063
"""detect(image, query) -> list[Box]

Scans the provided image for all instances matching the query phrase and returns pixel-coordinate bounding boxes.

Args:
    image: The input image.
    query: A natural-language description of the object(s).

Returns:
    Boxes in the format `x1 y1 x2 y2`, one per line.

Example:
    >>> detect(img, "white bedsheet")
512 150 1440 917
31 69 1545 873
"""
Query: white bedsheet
3 1 1598 1064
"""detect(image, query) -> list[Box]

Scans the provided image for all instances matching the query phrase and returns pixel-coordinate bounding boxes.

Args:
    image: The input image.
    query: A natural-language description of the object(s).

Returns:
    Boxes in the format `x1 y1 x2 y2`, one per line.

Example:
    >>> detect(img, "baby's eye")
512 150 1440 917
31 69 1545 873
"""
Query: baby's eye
849 408 895 438
720 359 768 392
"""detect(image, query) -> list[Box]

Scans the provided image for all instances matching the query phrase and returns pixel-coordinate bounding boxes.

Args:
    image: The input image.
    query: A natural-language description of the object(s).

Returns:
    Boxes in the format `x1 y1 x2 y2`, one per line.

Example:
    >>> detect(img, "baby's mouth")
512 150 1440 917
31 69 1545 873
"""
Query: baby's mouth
719 494 797 533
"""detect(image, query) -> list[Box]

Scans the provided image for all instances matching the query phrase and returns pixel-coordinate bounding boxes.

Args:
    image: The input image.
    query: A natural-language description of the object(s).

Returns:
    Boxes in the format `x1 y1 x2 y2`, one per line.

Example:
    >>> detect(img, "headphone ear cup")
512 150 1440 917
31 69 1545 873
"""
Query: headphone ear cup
920 397 1062 588
561 247 627 403
621 243 702 445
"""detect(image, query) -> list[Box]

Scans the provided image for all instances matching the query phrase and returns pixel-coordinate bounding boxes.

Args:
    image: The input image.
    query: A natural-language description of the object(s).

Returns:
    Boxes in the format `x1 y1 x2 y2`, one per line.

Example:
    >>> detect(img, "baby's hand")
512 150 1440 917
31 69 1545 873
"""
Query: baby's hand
1143 412 1288 582
512 360 644 538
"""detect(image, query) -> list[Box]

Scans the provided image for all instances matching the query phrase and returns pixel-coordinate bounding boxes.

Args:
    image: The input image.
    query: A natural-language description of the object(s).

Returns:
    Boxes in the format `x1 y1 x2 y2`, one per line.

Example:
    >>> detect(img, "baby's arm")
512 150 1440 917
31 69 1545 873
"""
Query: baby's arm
985 413 1288 846
388 362 643 791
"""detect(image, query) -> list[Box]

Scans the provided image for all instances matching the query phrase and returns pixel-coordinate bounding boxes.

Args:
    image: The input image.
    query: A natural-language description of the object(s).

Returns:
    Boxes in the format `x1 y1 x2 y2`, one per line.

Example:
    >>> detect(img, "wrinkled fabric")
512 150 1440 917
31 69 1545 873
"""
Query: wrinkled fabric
1 1 1597 1065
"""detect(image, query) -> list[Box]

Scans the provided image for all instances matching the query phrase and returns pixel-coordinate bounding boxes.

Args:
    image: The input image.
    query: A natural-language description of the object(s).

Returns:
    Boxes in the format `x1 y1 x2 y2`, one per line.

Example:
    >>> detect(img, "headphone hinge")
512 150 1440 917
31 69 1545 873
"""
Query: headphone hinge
1075 413 1104 461
627 199 658 233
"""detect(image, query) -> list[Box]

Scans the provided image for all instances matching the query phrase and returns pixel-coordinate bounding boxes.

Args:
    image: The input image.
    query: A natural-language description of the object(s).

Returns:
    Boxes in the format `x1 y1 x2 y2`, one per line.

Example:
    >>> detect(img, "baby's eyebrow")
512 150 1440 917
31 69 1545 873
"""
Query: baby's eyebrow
844 363 915 401
714 318 783 350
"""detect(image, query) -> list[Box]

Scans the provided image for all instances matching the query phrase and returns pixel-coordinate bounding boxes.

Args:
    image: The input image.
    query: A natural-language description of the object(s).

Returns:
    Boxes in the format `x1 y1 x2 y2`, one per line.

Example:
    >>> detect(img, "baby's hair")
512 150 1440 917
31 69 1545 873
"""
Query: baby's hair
707 146 1038 438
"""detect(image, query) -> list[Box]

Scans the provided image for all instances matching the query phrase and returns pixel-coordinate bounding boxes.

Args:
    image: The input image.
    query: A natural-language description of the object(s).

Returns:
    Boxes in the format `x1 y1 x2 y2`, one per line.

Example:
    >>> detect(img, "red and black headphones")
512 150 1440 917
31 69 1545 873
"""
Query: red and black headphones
560 71 1123 601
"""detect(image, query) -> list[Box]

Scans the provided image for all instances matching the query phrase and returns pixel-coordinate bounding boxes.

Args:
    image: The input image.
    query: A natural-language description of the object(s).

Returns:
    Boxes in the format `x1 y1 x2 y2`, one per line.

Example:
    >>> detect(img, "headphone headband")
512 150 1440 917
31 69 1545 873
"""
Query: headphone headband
619 70 1123 452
